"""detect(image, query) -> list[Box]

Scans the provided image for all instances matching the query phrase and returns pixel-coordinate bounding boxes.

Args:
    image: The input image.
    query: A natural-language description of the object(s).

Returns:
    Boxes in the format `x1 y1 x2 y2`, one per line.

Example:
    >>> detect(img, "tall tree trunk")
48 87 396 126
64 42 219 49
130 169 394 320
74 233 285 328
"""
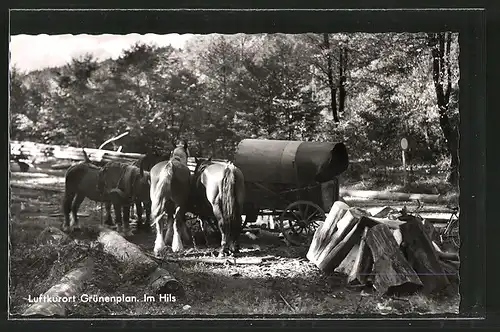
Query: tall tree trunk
323 33 339 122
338 46 347 116
428 32 459 185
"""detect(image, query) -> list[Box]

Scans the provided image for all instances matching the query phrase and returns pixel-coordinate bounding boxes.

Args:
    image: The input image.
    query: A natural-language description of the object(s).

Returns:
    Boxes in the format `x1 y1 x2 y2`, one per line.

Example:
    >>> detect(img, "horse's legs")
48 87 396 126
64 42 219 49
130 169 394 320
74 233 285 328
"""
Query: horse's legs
62 191 75 231
104 201 114 227
230 215 243 254
135 200 144 231
70 194 85 231
171 206 184 253
122 203 133 236
113 203 123 234
151 195 167 257
144 201 152 231
213 204 229 257
198 218 209 247
172 205 190 252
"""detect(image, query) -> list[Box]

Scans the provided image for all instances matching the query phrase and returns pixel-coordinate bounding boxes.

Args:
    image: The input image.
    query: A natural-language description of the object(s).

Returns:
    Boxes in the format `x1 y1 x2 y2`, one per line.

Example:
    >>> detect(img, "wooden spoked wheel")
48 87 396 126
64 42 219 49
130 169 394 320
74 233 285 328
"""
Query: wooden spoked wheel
279 200 325 246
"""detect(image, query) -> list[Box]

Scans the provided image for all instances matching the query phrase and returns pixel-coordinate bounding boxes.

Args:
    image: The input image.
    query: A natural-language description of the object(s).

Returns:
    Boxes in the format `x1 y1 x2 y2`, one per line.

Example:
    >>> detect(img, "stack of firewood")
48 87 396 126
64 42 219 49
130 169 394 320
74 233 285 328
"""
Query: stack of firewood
307 201 459 295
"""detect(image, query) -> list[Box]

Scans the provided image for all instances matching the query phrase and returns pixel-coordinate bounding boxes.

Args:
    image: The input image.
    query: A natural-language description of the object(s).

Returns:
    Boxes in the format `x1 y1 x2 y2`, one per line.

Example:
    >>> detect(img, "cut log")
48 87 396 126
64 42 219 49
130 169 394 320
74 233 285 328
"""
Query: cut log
97 227 181 294
335 243 359 275
308 207 366 272
22 257 94 317
365 224 423 295
367 206 396 218
363 216 407 229
307 201 351 262
307 201 350 263
399 217 450 294
347 226 369 285
10 183 63 193
51 162 74 170
340 189 440 203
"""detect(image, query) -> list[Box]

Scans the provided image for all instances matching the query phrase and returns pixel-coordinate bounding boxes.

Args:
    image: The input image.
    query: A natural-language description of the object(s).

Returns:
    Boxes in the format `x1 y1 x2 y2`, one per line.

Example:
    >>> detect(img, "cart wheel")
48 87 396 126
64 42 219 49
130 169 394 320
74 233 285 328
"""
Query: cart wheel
279 200 325 246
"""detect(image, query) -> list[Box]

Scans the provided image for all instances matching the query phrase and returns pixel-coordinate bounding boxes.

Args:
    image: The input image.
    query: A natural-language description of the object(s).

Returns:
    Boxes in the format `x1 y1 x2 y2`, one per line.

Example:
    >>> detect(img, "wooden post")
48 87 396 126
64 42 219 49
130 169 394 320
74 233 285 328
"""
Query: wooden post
401 138 408 186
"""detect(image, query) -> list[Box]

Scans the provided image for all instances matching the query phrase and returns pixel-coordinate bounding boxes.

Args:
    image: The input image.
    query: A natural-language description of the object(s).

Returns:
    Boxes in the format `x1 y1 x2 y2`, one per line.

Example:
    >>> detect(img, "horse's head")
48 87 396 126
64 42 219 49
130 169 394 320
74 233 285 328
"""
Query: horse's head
194 156 212 177
315 142 349 183
132 169 151 203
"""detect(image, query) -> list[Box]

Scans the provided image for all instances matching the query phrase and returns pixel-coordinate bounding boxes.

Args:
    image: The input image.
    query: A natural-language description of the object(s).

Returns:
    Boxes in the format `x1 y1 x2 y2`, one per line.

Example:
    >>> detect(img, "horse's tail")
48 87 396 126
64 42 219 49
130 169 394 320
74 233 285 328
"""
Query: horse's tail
220 163 241 239
150 162 174 227
138 155 146 176
62 163 83 215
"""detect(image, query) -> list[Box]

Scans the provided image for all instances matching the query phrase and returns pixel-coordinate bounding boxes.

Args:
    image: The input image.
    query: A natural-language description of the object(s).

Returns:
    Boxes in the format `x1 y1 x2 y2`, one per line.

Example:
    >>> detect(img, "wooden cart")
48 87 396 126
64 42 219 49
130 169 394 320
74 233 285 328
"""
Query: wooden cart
233 139 349 245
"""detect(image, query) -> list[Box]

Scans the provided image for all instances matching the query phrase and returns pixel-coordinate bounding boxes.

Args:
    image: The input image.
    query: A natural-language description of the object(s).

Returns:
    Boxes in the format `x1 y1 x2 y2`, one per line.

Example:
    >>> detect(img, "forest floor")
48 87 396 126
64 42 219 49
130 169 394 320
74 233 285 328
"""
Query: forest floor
9 169 460 317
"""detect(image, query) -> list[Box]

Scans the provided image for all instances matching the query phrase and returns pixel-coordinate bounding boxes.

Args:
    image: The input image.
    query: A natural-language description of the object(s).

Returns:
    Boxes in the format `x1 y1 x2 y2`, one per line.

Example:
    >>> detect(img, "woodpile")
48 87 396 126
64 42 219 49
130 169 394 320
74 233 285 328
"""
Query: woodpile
10 140 144 169
307 201 459 296
10 140 229 173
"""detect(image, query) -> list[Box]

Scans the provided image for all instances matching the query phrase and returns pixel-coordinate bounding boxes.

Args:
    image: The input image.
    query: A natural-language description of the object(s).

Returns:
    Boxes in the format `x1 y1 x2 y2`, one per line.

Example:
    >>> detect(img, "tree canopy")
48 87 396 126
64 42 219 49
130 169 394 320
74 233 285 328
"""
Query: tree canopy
9 32 459 181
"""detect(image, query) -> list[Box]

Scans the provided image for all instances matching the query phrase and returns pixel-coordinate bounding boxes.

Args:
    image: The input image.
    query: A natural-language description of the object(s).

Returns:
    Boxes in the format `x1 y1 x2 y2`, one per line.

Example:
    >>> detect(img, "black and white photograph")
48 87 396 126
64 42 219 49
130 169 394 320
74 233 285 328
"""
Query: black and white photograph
9 27 461 317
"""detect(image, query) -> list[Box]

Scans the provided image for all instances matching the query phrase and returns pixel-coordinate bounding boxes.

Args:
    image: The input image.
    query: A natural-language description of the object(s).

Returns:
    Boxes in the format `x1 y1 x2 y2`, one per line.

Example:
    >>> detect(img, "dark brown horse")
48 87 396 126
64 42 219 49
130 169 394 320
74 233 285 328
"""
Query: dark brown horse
150 156 192 256
62 157 150 236
191 157 245 257
81 150 152 231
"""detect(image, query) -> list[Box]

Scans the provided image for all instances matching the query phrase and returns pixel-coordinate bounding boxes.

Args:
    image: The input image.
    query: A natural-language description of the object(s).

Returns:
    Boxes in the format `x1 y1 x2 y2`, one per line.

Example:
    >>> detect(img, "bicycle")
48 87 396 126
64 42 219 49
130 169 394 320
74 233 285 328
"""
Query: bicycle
440 205 460 250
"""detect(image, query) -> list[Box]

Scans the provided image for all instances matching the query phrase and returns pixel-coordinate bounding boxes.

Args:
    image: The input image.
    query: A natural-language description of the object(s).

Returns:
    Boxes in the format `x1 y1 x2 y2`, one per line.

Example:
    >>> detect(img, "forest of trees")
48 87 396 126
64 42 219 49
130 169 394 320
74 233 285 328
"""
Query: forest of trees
9 32 459 184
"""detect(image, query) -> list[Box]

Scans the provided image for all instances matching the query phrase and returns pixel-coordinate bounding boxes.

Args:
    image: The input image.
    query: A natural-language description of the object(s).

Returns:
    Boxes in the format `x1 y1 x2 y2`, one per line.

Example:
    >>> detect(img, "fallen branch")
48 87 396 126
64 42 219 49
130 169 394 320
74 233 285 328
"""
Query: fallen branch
279 293 295 312
49 213 89 218
162 255 276 265
22 257 94 317
340 189 441 204
97 227 181 294
98 131 130 150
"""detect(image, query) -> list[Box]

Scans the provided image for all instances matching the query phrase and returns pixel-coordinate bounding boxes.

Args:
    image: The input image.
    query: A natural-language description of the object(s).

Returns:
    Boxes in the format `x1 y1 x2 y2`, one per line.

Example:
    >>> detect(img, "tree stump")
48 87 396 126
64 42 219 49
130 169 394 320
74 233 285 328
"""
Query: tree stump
22 257 94 317
399 217 450 294
365 224 423 295
97 227 182 294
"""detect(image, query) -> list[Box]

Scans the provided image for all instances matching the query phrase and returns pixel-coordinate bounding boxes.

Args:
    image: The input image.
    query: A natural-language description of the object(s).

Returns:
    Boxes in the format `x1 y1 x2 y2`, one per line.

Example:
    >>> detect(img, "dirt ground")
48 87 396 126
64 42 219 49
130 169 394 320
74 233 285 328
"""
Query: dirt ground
8 170 460 317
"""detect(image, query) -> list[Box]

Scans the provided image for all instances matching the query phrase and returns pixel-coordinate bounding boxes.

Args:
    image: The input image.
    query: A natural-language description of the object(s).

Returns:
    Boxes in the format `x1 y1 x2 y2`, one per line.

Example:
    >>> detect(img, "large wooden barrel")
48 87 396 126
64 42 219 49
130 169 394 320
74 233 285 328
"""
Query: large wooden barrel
234 139 349 214
234 139 349 185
